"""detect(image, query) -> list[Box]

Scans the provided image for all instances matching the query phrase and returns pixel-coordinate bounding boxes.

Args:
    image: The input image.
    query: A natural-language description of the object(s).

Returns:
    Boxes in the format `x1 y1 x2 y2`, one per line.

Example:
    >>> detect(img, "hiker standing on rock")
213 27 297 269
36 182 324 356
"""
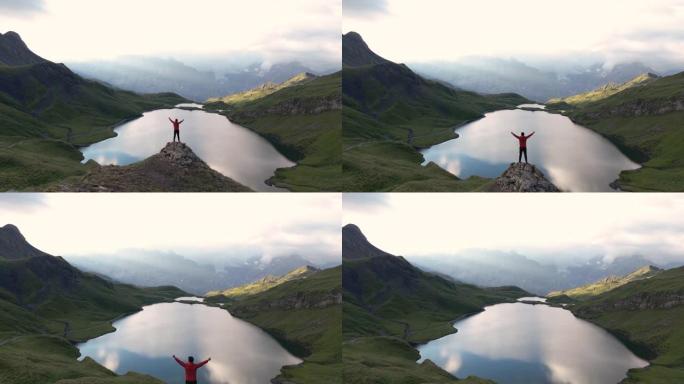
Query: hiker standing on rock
169 117 184 143
511 131 535 163
173 355 210 384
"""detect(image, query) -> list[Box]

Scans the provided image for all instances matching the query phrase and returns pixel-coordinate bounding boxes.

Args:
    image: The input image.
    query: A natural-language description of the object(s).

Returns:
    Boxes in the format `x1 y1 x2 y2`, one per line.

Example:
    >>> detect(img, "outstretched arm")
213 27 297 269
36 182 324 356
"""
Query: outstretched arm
511 132 520 138
169 117 173 123
197 358 211 368
179 119 184 124
173 355 185 367
527 131 535 138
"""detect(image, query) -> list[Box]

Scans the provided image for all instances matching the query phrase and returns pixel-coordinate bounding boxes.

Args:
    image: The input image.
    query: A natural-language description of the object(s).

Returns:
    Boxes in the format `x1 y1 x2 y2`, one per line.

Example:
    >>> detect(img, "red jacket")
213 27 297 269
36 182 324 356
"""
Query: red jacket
174 356 209 381
169 118 183 131
512 132 534 148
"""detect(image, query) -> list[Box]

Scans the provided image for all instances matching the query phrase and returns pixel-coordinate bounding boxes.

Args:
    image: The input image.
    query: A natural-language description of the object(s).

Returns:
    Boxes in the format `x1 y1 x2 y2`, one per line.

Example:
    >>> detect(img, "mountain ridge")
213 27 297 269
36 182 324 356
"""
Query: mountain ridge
0 31 47 66
548 265 663 301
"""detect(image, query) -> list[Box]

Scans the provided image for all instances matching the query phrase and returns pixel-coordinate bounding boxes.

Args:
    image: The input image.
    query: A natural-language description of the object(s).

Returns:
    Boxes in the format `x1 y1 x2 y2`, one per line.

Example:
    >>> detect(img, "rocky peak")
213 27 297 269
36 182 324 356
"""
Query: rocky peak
342 224 393 260
158 142 205 166
488 163 560 192
343 31 391 67
0 30 48 66
0 224 51 260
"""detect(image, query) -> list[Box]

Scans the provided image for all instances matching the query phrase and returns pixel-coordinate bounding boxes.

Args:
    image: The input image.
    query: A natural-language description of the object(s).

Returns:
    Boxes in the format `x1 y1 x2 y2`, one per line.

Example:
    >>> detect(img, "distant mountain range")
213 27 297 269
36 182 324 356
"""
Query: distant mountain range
70 251 319 295
69 56 325 102
410 58 661 102
413 252 676 296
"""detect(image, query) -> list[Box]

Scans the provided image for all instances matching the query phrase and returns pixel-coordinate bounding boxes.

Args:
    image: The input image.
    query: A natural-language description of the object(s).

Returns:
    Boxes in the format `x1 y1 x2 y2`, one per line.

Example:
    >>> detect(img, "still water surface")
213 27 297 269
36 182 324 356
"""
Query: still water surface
81 106 295 191
421 107 639 191
417 301 648 384
78 300 301 384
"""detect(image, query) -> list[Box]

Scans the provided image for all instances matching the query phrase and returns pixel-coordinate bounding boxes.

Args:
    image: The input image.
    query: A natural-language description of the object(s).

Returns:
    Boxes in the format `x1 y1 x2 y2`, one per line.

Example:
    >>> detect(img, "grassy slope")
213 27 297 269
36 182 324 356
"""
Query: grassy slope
0 62 186 190
207 72 316 106
0 254 185 384
206 72 342 191
212 266 342 384
560 71 684 191
343 232 528 383
206 265 318 298
548 266 662 301
548 73 658 107
564 267 684 383
342 61 528 192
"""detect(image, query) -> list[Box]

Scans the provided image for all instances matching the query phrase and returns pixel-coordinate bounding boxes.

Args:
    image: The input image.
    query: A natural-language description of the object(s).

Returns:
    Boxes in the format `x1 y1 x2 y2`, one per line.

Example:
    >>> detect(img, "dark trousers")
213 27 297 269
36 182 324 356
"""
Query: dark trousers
519 147 528 163
173 130 180 142
185 381 197 384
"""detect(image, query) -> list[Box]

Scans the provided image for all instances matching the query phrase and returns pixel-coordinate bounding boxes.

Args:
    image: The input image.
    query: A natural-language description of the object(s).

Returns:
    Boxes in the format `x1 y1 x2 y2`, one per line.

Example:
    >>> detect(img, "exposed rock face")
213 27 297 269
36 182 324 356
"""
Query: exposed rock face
488 163 560 192
342 32 391 67
0 224 52 260
0 31 47 66
342 224 393 260
231 291 342 316
578 292 684 316
579 97 684 120
50 142 252 192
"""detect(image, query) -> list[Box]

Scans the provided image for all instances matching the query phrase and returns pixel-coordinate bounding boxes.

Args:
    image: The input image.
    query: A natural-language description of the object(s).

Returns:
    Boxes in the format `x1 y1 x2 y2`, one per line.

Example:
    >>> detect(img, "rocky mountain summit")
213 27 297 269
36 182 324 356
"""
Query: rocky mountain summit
49 142 251 192
0 31 47 66
488 163 560 192
0 224 52 260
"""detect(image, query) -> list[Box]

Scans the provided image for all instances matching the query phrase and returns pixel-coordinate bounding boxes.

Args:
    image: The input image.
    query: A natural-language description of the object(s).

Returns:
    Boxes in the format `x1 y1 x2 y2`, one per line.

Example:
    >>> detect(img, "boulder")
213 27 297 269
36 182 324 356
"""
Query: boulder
488 163 560 192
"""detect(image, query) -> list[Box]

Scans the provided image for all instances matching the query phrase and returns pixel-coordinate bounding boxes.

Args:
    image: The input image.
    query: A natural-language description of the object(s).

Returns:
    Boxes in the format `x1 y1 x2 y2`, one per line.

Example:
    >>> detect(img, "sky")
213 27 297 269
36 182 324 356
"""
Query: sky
343 0 684 69
343 193 684 265
0 194 341 265
0 0 341 67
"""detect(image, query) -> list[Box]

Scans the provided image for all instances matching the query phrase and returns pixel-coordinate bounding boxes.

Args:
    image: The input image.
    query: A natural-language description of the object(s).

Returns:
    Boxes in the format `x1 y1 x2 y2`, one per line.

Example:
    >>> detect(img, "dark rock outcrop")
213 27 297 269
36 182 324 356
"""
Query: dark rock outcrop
49 142 252 192
231 291 342 316
0 224 52 260
0 31 47 66
342 224 393 260
342 32 391 67
488 163 560 192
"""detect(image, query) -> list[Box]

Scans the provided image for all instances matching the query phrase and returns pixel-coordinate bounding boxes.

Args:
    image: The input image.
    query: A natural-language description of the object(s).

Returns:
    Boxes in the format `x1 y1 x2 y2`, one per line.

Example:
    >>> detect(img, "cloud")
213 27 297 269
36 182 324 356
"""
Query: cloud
343 0 684 70
343 193 390 212
0 194 46 212
343 0 388 17
343 193 684 265
0 0 44 16
0 0 341 66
